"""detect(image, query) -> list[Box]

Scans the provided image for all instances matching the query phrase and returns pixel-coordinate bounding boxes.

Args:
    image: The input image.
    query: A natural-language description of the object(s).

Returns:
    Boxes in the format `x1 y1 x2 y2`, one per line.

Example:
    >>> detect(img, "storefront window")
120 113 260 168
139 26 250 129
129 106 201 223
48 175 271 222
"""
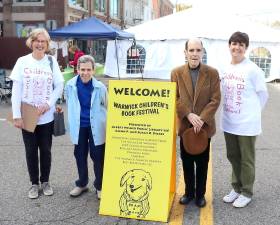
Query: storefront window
110 0 120 18
16 23 44 38
76 0 87 9
95 0 106 13
92 40 107 63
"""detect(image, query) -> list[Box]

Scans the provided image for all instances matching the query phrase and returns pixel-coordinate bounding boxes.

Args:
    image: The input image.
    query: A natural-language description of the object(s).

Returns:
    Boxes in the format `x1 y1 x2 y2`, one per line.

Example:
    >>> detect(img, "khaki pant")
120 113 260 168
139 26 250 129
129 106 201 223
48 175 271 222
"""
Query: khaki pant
224 132 256 197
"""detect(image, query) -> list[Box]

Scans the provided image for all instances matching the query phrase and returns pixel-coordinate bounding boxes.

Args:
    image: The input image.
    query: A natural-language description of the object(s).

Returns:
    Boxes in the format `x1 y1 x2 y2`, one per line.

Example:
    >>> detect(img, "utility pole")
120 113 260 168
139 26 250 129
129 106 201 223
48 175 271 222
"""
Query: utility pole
120 0 125 28
106 0 111 23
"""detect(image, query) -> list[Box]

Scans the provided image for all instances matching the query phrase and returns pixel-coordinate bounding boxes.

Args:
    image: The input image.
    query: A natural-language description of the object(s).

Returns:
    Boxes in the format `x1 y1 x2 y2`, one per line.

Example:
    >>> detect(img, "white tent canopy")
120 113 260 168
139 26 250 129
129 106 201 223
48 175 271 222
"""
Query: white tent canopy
105 8 280 81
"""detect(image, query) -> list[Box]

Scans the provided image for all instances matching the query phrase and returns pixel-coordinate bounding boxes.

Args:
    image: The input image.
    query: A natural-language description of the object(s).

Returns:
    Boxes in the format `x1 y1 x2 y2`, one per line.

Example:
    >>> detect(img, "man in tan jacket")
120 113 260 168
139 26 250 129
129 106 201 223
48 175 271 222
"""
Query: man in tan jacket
171 38 220 207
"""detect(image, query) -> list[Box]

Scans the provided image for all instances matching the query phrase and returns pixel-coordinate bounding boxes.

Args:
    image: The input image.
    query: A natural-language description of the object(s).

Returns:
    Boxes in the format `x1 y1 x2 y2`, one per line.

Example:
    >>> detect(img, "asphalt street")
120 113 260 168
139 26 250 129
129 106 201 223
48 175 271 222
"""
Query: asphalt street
0 82 279 225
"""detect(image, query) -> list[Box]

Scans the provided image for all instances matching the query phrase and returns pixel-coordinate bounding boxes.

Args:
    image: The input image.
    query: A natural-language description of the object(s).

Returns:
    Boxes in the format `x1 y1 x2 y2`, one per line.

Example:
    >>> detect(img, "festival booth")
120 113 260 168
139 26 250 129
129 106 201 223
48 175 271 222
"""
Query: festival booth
49 16 135 79
49 17 134 40
104 8 280 82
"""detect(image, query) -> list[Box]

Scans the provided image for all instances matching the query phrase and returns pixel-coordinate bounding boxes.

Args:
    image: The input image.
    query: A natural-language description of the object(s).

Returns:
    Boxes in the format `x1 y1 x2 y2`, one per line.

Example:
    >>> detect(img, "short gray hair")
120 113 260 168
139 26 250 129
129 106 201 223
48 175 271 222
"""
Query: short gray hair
77 55 95 70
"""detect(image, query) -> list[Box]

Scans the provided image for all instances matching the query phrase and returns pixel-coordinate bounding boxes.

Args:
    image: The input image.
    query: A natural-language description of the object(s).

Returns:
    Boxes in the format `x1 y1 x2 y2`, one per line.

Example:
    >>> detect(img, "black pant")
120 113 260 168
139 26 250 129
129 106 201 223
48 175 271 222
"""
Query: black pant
22 121 53 185
74 127 105 191
180 138 210 199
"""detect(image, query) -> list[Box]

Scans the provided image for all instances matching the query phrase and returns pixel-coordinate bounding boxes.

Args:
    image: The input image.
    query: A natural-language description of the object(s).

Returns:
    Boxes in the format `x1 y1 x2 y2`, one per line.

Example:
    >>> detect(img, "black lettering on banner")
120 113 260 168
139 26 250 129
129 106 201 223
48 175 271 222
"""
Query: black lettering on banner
114 88 170 97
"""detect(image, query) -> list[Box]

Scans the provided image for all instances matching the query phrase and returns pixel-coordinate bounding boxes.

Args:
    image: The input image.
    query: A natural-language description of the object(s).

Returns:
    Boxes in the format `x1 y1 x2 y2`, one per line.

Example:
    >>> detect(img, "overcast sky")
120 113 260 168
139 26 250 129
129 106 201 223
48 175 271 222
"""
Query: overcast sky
172 0 280 13
172 0 280 22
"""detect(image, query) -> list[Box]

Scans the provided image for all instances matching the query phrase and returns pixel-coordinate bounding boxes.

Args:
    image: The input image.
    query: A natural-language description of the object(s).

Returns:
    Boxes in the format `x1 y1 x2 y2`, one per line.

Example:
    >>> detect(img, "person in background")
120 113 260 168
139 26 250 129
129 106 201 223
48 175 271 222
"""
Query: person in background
69 45 85 74
221 31 268 208
171 38 221 208
65 55 107 199
10 28 64 199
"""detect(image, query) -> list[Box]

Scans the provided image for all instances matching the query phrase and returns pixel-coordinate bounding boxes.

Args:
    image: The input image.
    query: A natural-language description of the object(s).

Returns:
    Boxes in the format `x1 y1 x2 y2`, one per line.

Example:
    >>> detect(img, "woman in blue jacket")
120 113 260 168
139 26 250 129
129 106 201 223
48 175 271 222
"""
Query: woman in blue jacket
65 55 107 199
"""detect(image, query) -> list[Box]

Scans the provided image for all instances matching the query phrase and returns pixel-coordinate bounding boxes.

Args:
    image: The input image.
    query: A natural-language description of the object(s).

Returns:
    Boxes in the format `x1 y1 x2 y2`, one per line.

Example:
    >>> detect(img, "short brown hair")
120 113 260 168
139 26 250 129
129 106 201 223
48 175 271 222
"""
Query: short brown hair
229 31 249 47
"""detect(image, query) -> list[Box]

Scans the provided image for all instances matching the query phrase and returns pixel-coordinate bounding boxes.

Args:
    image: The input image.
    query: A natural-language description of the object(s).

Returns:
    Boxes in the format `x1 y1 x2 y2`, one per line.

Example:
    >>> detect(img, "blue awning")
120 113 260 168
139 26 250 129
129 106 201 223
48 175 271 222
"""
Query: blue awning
49 17 134 40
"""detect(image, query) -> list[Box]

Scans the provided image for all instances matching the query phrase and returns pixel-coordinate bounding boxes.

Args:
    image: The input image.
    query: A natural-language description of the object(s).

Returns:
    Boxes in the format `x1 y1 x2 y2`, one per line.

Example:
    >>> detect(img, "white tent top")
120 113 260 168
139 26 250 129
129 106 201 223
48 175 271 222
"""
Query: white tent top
126 8 280 43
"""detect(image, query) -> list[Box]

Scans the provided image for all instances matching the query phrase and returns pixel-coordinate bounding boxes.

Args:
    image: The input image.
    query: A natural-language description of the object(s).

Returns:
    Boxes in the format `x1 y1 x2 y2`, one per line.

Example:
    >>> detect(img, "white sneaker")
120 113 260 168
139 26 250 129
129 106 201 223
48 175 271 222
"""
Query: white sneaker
223 189 240 203
233 194 251 208
70 186 88 197
96 189 101 200
28 185 39 199
41 182 53 196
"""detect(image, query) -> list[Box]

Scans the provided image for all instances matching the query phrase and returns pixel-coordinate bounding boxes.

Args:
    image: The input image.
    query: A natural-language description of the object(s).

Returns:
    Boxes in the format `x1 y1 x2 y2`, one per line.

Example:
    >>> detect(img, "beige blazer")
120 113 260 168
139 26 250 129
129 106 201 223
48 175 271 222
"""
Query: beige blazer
171 63 221 137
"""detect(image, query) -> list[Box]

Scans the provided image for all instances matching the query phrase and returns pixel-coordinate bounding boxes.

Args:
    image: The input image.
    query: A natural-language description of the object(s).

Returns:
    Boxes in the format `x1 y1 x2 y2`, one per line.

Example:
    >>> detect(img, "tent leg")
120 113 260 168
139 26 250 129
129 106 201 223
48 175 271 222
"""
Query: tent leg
115 39 120 80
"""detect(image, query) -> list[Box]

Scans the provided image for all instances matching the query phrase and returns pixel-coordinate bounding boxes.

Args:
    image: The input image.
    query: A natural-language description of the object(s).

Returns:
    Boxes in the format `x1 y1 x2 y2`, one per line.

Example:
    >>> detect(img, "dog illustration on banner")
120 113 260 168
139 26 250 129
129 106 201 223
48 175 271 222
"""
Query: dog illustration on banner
119 169 152 218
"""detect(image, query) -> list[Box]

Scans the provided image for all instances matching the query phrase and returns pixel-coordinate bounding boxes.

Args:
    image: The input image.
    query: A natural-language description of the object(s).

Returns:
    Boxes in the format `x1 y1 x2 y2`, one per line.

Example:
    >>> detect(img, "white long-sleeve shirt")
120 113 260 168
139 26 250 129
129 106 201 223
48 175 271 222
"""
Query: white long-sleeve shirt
219 58 268 136
10 54 64 125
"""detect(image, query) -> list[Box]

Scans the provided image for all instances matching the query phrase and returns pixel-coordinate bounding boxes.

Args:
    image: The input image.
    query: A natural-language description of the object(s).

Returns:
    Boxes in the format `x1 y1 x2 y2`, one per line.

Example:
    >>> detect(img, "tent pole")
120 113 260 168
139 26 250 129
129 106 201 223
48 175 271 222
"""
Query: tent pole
114 39 120 80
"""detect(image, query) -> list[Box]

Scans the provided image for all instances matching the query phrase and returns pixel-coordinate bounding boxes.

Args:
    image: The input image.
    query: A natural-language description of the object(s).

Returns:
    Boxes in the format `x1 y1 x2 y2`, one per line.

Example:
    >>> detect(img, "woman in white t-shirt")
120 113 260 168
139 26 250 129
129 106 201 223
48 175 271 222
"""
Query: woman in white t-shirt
220 31 268 208
10 28 64 199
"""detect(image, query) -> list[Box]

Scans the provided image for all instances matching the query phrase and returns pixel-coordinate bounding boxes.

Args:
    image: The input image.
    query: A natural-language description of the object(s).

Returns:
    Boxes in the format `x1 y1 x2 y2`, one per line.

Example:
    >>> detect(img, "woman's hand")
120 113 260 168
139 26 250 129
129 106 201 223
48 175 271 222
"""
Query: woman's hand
37 103 50 115
14 118 24 129
55 105 63 113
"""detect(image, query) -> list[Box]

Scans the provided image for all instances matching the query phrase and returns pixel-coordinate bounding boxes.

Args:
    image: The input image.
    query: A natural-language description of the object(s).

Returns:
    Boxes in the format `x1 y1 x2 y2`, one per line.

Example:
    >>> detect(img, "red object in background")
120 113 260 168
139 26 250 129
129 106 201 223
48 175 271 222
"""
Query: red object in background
69 50 85 74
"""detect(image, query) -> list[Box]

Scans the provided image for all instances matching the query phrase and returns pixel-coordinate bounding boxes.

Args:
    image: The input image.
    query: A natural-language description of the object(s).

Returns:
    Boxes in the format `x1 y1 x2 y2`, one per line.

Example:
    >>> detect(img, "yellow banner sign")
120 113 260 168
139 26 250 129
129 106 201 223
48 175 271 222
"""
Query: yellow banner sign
99 80 176 222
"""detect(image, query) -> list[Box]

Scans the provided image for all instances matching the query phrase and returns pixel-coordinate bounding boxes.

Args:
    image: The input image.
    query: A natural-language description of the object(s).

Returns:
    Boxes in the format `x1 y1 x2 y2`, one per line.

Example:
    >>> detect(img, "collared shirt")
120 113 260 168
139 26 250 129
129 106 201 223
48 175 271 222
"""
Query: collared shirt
189 64 200 92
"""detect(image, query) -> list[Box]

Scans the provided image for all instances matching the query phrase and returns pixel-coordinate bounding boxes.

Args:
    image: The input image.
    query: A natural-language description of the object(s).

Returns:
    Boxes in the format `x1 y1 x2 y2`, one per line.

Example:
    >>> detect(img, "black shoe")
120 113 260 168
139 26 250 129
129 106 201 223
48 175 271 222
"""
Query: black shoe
179 195 194 205
195 196 206 208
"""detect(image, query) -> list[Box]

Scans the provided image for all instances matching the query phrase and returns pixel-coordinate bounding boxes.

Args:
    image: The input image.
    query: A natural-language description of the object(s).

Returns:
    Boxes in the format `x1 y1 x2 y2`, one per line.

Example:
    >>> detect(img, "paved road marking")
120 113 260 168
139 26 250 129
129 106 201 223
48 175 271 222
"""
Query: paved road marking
200 146 213 225
168 168 185 225
169 146 214 225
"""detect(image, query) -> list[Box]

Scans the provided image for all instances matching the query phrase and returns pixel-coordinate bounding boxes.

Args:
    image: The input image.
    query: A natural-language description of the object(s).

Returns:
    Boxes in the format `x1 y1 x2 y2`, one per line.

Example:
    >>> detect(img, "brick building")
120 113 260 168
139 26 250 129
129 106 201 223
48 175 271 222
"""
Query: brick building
0 0 126 66
0 0 173 67
152 0 173 20
0 0 173 37
0 0 89 37
159 0 173 16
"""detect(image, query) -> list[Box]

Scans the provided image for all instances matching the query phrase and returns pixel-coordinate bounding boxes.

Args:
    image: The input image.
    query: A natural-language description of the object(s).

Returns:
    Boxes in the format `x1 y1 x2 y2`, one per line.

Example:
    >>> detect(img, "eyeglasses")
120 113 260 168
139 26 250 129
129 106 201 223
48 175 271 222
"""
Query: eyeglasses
33 39 47 44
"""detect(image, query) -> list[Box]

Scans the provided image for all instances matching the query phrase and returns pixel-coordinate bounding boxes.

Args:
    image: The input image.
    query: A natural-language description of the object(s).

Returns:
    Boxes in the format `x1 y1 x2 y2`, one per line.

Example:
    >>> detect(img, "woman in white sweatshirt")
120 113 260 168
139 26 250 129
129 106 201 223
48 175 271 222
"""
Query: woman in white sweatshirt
220 31 268 208
10 28 64 199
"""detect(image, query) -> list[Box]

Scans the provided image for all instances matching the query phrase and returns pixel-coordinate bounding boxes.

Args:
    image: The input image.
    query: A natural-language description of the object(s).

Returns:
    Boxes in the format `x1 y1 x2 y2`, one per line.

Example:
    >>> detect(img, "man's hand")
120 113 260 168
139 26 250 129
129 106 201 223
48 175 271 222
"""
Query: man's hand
187 113 204 133
14 118 23 129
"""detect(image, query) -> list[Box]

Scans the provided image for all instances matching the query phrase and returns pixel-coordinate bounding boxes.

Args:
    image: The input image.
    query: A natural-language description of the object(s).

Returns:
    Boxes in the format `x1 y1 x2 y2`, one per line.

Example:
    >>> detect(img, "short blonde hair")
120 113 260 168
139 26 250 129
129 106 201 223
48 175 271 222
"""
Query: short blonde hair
26 28 51 52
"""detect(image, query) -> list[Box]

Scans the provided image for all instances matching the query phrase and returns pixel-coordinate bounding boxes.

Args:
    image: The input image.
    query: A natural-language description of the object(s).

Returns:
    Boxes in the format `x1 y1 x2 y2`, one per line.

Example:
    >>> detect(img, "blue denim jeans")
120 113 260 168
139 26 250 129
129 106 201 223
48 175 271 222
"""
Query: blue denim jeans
74 126 105 191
